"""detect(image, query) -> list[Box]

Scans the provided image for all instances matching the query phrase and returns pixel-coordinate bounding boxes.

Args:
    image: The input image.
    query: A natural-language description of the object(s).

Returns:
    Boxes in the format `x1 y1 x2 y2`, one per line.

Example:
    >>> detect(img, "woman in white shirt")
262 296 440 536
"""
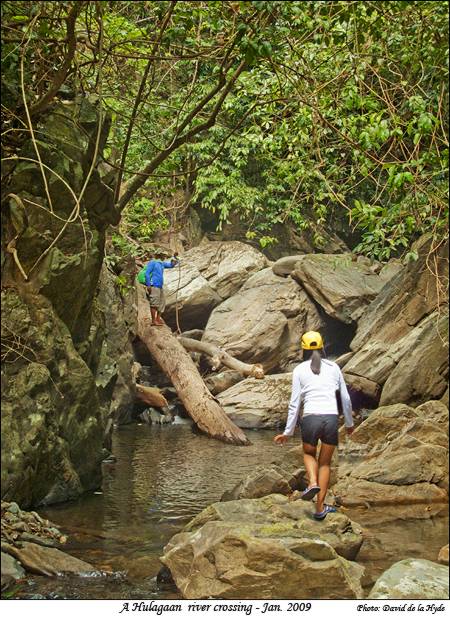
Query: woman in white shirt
274 331 354 520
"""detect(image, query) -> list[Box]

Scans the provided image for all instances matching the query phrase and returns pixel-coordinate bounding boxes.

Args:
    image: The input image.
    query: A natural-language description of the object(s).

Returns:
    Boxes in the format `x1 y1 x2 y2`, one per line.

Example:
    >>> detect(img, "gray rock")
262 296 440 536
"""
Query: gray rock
368 559 449 599
292 254 385 324
7 503 21 515
271 255 306 277
164 241 267 330
1 552 26 580
341 236 449 407
379 258 403 283
203 269 323 371
217 373 293 428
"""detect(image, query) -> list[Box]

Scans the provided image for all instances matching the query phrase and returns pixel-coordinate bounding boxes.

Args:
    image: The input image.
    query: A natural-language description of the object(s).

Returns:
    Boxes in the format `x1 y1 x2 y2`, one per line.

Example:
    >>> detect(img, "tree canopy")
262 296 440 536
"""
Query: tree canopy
2 0 448 261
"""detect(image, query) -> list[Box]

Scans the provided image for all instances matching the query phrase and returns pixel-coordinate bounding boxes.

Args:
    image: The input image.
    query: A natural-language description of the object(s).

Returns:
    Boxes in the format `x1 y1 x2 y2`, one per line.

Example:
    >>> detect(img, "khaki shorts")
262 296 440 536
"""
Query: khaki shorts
147 286 166 312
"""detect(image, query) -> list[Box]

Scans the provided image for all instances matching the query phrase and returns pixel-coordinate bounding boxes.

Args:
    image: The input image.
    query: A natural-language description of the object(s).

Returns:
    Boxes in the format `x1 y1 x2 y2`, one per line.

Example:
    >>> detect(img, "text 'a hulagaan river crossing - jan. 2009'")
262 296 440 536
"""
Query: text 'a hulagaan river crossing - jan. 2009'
118 601 314 615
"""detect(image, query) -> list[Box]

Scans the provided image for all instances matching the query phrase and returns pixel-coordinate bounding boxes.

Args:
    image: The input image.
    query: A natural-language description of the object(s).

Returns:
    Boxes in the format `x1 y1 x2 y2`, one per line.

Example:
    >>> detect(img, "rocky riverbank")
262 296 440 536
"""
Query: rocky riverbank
1 500 95 594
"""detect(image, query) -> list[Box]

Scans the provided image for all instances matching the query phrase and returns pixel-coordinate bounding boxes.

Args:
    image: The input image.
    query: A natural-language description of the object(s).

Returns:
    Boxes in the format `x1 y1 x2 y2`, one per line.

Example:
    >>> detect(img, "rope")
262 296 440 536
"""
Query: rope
174 260 182 335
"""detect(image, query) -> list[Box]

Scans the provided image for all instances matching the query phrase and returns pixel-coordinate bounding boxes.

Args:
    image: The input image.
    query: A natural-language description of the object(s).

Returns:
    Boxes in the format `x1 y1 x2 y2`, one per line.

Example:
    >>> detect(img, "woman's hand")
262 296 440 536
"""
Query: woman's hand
274 434 289 445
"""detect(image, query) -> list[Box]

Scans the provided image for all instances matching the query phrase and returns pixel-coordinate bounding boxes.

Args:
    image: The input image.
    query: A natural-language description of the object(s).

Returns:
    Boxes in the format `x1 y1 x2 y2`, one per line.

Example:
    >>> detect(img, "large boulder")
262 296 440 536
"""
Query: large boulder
217 373 292 428
291 254 386 324
1 99 117 507
164 241 267 329
96 260 138 426
334 401 449 506
379 311 449 406
1 290 105 508
368 559 449 599
202 269 323 371
160 494 365 599
342 236 449 407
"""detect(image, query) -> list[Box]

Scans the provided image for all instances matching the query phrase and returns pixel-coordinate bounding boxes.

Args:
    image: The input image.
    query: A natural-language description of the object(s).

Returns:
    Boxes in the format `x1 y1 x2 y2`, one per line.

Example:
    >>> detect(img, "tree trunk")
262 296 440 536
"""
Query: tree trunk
137 286 250 445
178 337 265 378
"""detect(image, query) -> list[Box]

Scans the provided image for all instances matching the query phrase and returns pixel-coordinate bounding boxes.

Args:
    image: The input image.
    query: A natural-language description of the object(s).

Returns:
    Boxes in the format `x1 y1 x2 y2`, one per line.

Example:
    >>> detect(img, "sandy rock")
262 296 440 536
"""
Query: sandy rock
271 255 306 277
185 241 268 299
334 402 449 506
343 373 382 406
379 310 449 406
368 559 449 599
217 373 292 429
221 464 306 501
8 542 95 576
334 478 447 507
379 259 403 283
160 494 365 599
5 542 95 577
438 545 449 565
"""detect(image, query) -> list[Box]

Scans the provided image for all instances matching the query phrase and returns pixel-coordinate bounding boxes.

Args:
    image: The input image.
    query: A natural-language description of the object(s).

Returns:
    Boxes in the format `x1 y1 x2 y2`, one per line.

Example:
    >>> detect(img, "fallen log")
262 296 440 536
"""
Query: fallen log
136 384 169 409
137 286 250 445
178 337 265 378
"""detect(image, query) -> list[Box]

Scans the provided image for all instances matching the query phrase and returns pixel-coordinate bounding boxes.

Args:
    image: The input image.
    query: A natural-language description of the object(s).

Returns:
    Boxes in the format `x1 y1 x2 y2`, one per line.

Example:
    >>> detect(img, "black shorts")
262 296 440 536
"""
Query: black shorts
300 414 339 446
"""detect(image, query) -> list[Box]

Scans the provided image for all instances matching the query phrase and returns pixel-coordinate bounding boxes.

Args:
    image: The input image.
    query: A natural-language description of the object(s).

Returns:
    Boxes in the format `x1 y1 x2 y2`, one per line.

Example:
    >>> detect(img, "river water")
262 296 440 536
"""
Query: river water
16 419 449 600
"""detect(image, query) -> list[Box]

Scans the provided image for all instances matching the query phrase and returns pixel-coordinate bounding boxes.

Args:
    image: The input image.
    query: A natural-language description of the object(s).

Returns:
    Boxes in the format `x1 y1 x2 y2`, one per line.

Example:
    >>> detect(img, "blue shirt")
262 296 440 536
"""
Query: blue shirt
145 259 178 288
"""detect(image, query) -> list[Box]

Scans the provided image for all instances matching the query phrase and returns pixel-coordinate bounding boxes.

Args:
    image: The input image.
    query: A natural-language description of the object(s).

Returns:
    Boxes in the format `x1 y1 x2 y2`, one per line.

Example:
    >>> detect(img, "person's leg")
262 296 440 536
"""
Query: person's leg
303 442 319 488
150 289 163 326
155 288 165 324
316 443 335 514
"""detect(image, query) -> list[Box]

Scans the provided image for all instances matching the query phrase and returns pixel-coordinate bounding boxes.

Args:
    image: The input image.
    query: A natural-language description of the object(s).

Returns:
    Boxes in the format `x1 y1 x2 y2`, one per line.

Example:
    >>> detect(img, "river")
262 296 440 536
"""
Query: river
15 419 448 599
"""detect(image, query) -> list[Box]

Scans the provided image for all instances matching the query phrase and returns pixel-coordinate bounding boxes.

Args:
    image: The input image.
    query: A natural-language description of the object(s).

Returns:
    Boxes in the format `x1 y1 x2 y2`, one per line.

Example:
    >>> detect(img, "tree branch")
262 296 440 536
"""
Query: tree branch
28 2 84 118
113 0 177 204
117 59 246 212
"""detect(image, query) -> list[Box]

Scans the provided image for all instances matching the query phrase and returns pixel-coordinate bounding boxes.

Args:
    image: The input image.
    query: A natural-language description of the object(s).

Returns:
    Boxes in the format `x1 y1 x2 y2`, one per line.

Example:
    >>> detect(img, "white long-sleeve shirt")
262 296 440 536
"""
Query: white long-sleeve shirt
283 359 353 436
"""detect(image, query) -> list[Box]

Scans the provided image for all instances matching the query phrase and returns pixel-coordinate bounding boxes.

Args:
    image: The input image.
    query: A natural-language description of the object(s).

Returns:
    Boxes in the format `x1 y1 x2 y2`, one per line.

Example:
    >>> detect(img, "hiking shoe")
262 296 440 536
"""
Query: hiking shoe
313 505 337 520
300 485 321 501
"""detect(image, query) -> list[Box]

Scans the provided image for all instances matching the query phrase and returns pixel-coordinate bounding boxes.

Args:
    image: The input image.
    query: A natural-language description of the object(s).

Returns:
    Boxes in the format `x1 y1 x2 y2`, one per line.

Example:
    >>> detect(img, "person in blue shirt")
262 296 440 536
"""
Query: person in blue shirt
145 249 179 326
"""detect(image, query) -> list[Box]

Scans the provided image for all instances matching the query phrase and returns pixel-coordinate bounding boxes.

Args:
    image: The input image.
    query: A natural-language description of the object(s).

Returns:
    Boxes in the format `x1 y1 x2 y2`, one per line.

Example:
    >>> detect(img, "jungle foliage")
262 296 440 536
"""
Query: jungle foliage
2 1 448 261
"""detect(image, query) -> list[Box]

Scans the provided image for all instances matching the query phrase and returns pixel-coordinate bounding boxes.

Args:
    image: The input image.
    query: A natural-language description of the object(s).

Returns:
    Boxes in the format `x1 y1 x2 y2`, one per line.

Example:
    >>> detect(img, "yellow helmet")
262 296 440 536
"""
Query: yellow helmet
301 331 324 350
